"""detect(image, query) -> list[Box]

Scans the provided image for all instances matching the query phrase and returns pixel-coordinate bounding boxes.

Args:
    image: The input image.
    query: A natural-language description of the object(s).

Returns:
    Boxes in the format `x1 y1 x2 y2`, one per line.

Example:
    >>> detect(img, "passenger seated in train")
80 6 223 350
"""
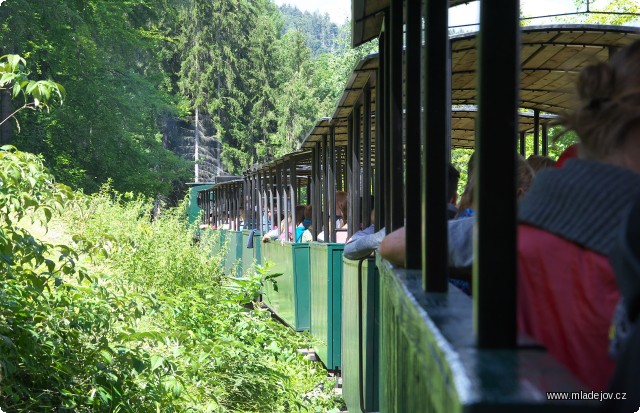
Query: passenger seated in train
347 208 376 243
379 156 533 277
517 40 640 391
526 154 556 173
277 205 306 242
317 191 349 243
262 213 286 243
343 208 385 260
296 205 313 243
346 162 463 262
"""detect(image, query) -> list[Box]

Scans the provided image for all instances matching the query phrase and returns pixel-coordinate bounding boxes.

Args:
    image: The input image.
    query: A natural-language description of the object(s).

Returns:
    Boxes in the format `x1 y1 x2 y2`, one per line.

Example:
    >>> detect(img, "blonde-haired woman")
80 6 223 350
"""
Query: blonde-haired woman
517 40 640 391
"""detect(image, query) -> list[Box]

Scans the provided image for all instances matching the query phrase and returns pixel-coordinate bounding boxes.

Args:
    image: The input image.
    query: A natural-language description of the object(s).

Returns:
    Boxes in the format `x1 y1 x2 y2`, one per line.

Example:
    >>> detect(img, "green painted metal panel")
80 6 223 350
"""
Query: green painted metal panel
187 184 212 224
241 230 262 277
262 242 310 331
253 234 261 266
224 230 243 277
292 244 311 331
310 242 344 370
210 229 226 257
342 256 379 413
377 258 600 413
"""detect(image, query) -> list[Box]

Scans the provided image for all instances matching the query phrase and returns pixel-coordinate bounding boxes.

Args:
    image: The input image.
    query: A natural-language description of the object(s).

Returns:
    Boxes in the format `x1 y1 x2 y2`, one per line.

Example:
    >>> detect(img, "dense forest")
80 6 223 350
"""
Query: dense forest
0 0 375 200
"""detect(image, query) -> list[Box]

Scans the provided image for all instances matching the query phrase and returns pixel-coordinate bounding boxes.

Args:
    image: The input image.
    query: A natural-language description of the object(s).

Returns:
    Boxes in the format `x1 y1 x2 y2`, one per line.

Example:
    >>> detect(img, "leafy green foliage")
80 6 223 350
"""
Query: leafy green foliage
0 54 64 126
0 150 341 411
1 0 192 196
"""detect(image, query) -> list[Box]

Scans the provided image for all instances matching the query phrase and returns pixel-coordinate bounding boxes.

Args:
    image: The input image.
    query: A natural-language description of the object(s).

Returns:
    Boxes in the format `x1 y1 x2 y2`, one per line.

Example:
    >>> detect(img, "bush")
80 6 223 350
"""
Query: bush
0 149 340 412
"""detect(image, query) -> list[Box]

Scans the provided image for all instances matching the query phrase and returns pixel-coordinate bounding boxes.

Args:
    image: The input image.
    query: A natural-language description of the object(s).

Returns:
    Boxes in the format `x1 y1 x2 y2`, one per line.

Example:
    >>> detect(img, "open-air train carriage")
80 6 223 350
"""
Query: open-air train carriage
187 4 640 411
345 0 640 411
244 152 315 331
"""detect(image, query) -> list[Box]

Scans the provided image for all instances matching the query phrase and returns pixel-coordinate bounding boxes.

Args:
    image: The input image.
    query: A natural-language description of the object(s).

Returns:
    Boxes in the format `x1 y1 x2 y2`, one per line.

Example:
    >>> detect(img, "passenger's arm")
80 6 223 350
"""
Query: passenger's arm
343 229 386 260
379 226 406 268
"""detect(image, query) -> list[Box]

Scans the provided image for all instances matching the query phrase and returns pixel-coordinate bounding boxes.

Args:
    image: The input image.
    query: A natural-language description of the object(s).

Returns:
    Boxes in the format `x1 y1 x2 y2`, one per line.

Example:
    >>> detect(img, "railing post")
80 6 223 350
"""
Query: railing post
475 0 520 348
423 0 449 291
389 0 404 232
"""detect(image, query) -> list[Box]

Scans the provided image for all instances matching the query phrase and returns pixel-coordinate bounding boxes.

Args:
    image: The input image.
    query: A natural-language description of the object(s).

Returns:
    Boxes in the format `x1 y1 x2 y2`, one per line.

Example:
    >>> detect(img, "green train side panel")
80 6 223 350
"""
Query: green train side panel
377 258 600 413
342 257 379 413
310 242 344 370
262 242 310 331
241 230 262 277
210 229 226 257
224 230 243 277
187 184 212 224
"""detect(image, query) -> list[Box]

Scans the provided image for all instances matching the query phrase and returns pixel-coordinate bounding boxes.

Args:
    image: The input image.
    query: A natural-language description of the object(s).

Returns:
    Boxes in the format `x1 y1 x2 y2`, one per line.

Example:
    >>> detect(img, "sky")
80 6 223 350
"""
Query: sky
273 0 351 24
273 0 637 28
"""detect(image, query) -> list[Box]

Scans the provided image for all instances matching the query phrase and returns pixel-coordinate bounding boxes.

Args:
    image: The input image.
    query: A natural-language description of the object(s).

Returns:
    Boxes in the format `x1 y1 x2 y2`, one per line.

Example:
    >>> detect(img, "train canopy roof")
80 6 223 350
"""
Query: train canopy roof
352 0 474 47
302 25 640 150
452 24 640 114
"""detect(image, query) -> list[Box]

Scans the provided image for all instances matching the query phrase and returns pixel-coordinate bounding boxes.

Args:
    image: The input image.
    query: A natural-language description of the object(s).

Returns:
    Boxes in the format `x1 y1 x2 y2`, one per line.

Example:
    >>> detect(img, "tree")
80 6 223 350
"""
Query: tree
1 0 192 197
0 54 63 145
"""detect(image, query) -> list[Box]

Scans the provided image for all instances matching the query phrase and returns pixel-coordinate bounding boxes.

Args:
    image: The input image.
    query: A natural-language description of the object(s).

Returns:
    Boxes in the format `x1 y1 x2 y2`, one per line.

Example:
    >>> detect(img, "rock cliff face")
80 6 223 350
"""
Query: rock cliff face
162 113 225 183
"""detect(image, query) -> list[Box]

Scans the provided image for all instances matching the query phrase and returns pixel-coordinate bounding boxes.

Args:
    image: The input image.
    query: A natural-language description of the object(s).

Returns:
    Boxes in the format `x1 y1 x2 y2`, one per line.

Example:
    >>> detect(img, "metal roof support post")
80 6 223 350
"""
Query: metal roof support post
542 124 549 156
519 132 526 157
383 26 392 233
282 162 289 240
318 134 333 238
276 163 283 234
227 186 231 228
224 186 229 227
475 0 520 348
533 109 540 155
234 184 240 230
257 171 263 235
405 0 422 270
201 190 206 225
258 188 264 237
211 189 215 225
347 114 354 239
219 186 223 227
269 168 275 232
375 38 386 233
312 143 321 239
352 102 362 239
215 187 219 227
290 156 298 237
251 171 262 232
336 147 344 192
389 0 404 232
214 188 218 227
230 186 235 228
251 173 256 230
362 84 372 228
422 0 449 290
222 186 227 227
329 127 337 243
243 176 248 229
222 186 226 227
228 185 233 229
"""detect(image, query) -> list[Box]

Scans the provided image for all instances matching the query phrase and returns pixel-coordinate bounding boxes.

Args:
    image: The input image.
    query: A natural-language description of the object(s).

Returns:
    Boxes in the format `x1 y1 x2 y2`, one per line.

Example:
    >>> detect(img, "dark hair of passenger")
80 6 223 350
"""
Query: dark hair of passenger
336 191 348 221
561 40 640 160
295 205 306 226
447 164 461 202
303 204 312 220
